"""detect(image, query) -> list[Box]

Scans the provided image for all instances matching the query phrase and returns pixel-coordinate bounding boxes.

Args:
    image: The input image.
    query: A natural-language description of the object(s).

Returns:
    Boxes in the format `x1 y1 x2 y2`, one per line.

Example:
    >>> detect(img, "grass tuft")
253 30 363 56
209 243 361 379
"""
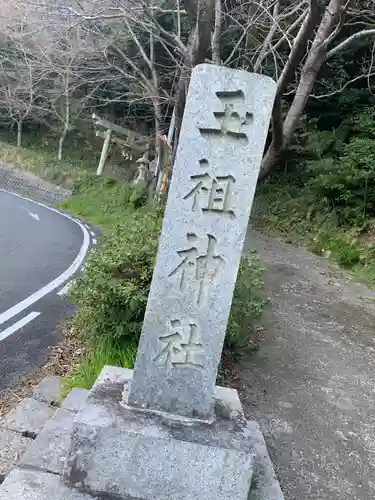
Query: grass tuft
62 339 137 397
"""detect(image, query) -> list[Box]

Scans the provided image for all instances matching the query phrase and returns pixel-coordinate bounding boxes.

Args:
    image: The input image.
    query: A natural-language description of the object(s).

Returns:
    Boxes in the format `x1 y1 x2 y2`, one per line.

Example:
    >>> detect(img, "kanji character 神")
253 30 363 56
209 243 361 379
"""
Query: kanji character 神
169 232 224 305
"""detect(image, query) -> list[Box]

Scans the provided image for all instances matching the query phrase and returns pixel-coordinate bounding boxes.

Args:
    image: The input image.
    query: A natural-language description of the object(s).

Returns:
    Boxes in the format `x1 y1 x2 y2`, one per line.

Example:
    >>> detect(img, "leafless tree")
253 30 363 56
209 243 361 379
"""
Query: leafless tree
218 0 375 179
34 27 100 160
0 19 45 146
53 0 375 178
1 0 375 177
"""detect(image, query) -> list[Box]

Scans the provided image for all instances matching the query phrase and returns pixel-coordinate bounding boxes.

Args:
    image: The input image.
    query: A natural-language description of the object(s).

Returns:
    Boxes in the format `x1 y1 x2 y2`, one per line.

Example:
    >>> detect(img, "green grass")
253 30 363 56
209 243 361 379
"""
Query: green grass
0 130 99 188
62 339 137 397
60 176 147 229
252 178 375 288
59 178 152 389
0 129 144 231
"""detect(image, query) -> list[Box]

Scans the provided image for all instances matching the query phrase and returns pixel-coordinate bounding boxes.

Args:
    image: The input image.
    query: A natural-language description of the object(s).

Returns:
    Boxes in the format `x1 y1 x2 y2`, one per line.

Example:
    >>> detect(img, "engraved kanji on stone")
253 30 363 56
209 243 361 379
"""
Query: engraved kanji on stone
169 232 224 306
154 319 204 370
184 159 235 217
199 90 253 142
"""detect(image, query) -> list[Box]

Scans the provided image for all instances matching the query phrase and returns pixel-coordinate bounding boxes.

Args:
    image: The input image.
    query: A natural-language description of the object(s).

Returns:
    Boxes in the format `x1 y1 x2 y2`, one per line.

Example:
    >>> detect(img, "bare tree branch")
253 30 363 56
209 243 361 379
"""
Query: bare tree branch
327 28 375 59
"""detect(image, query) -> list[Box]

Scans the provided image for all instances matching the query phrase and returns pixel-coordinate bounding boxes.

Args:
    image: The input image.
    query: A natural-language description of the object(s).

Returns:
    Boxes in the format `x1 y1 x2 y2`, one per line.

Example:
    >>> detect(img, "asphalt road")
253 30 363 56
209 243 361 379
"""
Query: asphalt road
0 189 92 391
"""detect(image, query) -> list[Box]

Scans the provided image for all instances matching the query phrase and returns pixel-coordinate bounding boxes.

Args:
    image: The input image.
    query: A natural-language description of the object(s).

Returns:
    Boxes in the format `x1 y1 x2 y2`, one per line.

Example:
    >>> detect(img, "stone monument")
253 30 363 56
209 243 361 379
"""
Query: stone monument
62 64 283 500
129 64 275 420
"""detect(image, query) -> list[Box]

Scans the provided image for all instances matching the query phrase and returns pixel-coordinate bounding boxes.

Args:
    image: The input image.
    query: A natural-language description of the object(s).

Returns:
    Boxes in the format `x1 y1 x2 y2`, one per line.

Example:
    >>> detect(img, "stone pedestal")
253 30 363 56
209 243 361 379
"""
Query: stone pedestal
64 366 283 500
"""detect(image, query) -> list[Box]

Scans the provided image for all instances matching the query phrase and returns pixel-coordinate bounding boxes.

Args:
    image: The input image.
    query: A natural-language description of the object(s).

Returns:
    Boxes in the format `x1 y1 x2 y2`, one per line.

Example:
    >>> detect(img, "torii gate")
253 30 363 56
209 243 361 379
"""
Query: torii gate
92 114 150 175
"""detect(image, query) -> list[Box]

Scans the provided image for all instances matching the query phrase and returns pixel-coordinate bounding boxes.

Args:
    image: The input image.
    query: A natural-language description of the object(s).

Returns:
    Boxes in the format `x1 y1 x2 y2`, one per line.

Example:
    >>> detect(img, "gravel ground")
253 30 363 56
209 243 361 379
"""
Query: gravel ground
234 229 375 499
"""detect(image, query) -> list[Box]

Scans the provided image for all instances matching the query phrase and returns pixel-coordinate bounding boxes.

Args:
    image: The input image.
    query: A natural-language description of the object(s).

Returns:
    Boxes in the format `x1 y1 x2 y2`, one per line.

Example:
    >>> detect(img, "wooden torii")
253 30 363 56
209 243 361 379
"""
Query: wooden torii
92 114 150 175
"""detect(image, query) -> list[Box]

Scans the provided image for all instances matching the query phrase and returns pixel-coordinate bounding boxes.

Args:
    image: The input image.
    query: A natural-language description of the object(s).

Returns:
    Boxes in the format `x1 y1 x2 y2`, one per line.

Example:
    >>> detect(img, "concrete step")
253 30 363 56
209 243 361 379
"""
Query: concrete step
0 398 56 438
0 468 95 500
0 430 32 482
0 376 89 487
61 388 89 413
19 388 90 476
32 376 63 405
20 408 77 475
0 376 64 438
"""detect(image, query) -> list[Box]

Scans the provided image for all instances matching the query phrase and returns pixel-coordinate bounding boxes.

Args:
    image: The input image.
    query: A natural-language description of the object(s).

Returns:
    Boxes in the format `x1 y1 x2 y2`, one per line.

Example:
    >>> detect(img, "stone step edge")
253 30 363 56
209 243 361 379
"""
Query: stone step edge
0 378 90 485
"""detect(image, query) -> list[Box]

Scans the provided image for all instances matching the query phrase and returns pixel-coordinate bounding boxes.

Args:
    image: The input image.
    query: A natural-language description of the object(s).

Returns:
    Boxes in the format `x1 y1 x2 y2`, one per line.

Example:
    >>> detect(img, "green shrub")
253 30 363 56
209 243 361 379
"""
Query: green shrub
69 208 162 346
225 251 268 357
307 138 375 224
311 230 361 267
304 108 375 225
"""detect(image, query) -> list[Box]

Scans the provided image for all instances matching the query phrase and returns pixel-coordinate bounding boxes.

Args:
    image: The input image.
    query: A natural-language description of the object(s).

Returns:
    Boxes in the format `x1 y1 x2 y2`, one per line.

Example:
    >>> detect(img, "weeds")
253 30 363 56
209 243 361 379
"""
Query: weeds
62 339 137 396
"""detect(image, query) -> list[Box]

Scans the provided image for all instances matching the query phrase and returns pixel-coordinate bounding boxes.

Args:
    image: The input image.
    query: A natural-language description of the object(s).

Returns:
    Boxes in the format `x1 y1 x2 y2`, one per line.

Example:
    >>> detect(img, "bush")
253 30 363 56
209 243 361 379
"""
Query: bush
302 108 375 225
69 208 162 346
225 251 268 356
311 230 361 267
307 138 375 224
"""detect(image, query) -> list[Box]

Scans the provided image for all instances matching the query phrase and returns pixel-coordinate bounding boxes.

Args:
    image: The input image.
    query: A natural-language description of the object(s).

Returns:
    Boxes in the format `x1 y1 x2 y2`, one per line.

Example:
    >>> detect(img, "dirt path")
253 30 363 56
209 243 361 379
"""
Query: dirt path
239 230 375 499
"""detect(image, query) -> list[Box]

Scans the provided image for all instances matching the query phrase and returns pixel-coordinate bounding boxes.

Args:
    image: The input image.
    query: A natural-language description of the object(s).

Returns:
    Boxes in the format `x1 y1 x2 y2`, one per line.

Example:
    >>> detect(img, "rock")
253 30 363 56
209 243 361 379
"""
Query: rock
0 468 93 500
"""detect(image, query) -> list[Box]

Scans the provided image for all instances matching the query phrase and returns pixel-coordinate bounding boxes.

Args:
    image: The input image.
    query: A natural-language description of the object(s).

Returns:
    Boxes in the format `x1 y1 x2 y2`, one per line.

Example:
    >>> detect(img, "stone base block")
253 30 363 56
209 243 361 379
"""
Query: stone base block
61 389 89 413
20 409 75 475
0 398 55 437
32 376 62 405
0 429 32 480
0 468 94 500
64 366 284 500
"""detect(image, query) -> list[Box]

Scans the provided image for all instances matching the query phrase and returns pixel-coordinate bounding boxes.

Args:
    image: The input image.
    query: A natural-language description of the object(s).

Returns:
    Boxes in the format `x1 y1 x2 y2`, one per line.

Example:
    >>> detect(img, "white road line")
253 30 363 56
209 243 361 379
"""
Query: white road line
0 312 40 341
21 207 40 221
92 238 97 245
57 280 75 296
0 189 91 326
90 230 96 236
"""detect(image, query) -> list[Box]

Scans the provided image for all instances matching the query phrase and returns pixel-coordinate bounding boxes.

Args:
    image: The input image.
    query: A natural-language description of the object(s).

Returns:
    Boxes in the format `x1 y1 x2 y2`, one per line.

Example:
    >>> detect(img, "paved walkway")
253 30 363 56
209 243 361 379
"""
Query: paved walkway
240 230 375 499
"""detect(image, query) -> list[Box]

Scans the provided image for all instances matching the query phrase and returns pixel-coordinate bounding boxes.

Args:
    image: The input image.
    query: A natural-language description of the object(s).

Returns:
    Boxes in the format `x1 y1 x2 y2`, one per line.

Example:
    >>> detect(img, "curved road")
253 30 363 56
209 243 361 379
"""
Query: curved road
0 189 92 391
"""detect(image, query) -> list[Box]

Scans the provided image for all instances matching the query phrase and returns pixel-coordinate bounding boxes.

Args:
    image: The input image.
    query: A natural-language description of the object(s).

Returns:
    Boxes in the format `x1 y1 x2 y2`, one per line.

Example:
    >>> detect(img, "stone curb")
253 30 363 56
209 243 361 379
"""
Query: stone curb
0 164 71 204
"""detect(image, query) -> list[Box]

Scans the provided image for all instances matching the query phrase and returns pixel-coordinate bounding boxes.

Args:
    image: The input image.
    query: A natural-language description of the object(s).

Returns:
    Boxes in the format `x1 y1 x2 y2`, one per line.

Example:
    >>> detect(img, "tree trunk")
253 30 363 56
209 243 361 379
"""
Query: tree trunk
173 67 190 154
212 0 222 65
17 120 23 148
59 78 71 162
174 0 216 148
259 0 346 180
58 128 68 162
149 95 164 201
